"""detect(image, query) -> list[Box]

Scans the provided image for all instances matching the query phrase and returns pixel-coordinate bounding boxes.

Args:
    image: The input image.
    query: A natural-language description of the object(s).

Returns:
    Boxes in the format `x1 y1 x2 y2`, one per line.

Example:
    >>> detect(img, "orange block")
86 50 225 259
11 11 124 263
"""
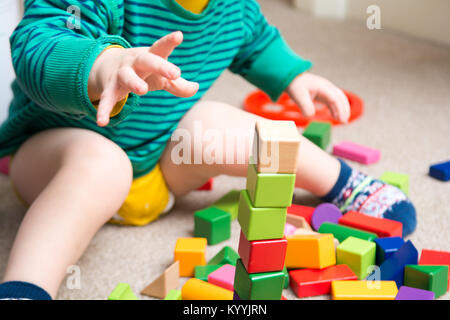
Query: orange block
174 238 207 277
285 234 336 269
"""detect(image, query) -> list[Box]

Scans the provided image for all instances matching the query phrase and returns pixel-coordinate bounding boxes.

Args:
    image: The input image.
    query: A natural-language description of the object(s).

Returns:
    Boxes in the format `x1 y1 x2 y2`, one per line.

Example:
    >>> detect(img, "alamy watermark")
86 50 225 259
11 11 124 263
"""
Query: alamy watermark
367 5 381 30
66 5 81 30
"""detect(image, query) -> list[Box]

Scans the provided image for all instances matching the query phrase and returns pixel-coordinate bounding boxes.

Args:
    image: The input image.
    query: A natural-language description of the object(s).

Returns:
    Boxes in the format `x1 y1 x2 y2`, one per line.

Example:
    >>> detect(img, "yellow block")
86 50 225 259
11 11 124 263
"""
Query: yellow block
331 280 398 300
182 278 233 300
174 238 207 277
285 234 336 269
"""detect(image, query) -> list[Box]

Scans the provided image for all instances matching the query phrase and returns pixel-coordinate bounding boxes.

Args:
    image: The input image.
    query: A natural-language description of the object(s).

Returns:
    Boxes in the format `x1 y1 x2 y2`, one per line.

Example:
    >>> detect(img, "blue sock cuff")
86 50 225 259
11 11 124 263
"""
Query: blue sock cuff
321 159 352 203
0 281 52 300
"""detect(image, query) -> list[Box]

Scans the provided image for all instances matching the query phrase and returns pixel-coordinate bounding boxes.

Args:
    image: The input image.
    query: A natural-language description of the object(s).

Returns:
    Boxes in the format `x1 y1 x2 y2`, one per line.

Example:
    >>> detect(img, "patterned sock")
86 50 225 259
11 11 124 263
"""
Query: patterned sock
322 159 417 236
0 281 52 300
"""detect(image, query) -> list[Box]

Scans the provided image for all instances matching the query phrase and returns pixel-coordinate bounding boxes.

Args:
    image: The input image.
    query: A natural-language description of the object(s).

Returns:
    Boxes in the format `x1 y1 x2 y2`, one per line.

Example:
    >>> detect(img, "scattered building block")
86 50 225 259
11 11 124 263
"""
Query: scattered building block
246 163 296 207
428 160 450 181
174 237 207 277
404 265 448 298
336 236 376 280
338 211 403 238
311 203 342 231
108 283 138 300
380 171 409 195
282 266 289 289
318 222 378 243
285 234 336 269
238 230 287 274
211 189 241 220
233 290 240 300
373 237 405 266
196 178 213 190
302 121 331 150
287 204 315 225
0 156 9 175
376 240 418 288
207 246 240 267
293 228 318 236
252 120 301 173
289 264 357 298
419 249 450 290
164 289 182 300
284 223 297 236
194 207 231 245
233 258 284 300
395 286 435 300
237 190 287 241
141 261 180 299
195 265 222 282
286 214 312 230
331 280 398 300
332 141 380 165
182 278 233 300
208 264 236 291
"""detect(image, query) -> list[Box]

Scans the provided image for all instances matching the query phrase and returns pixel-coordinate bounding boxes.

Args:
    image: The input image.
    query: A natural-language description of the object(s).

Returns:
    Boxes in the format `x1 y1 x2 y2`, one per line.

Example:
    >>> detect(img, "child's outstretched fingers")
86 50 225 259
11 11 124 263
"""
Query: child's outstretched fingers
291 86 316 118
315 85 350 123
149 31 183 59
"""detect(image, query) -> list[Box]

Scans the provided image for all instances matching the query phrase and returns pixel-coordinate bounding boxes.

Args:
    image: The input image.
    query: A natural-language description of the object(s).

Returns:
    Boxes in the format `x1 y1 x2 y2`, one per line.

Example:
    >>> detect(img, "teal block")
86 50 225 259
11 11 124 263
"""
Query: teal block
194 207 231 245
207 246 240 266
302 121 331 150
195 265 222 282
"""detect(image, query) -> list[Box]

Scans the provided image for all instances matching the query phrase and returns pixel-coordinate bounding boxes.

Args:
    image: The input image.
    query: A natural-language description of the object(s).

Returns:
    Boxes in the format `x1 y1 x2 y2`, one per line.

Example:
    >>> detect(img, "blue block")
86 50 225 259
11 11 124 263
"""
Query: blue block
373 237 405 266
368 240 418 288
429 161 450 181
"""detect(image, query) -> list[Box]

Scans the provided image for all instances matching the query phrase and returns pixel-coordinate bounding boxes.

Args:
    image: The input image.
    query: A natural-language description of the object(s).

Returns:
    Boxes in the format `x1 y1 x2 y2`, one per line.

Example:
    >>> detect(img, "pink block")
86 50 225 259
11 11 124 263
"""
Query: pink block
207 264 235 291
284 223 297 236
0 156 10 175
332 141 380 164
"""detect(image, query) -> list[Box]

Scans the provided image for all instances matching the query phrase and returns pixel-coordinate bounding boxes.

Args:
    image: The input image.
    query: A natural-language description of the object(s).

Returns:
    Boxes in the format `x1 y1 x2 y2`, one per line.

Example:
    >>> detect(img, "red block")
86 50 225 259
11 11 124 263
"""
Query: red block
238 230 287 274
338 211 403 238
419 249 450 291
0 156 10 176
197 178 214 191
287 204 315 225
289 264 357 298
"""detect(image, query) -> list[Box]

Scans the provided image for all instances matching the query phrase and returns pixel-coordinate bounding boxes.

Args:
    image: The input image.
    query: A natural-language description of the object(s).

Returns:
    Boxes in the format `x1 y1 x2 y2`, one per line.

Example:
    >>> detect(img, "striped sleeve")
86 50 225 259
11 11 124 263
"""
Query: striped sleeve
228 0 313 101
10 0 138 125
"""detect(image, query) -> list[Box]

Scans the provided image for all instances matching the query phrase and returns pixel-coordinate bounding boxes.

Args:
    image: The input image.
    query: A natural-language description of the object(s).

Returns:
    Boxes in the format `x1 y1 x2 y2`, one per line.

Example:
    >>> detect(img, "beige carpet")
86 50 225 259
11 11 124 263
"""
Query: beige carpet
1 0 449 300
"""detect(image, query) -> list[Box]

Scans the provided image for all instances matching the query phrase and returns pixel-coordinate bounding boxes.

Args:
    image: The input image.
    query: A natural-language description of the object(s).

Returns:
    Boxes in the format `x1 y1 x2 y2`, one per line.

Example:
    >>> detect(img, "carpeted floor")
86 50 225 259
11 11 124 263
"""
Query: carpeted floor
0 0 449 300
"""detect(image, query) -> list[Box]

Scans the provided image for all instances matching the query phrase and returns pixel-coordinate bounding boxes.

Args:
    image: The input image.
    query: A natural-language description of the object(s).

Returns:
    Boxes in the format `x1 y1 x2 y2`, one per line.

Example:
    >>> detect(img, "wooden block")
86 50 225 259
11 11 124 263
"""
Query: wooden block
174 237 207 277
287 204 315 224
233 258 284 300
181 278 233 300
164 289 182 300
196 178 213 190
331 280 398 300
289 264 357 298
237 190 287 241
338 211 403 238
428 160 450 181
211 189 241 220
195 265 222 282
108 283 138 300
380 171 409 195
207 246 240 267
0 156 9 175
284 223 297 236
246 163 295 207
395 286 435 300
208 264 236 291
286 214 312 230
311 203 342 231
285 233 336 269
293 228 318 236
336 236 376 280
404 265 448 298
332 141 380 164
194 207 231 245
318 222 378 243
419 249 450 290
238 230 287 274
252 120 301 173
302 121 331 150
373 237 405 265
141 261 180 299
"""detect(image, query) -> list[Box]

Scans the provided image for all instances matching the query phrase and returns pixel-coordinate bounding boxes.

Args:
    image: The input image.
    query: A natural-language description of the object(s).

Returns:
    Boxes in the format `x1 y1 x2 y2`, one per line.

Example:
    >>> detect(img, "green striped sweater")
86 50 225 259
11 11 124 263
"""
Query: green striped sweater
0 0 312 178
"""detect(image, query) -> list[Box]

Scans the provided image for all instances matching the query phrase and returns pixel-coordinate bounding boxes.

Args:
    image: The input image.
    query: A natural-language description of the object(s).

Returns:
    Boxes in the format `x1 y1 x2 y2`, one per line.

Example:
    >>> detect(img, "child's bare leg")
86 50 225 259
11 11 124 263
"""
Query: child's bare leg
3 128 132 298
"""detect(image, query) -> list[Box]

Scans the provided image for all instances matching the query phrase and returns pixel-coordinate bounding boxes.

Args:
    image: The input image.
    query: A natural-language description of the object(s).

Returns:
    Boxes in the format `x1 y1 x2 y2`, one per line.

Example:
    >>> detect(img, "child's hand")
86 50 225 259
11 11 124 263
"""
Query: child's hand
286 72 350 123
88 31 199 127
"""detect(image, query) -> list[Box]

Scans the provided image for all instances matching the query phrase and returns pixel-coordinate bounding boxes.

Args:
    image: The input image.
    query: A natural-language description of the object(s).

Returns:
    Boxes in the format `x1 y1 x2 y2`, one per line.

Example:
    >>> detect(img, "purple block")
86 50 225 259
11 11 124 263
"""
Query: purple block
311 203 342 231
0 156 10 175
233 290 241 300
395 286 435 300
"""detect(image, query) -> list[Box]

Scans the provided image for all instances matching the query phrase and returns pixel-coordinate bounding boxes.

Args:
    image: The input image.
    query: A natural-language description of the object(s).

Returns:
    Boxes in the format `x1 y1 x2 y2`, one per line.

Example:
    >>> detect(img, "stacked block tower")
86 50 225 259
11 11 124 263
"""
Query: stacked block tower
233 120 301 300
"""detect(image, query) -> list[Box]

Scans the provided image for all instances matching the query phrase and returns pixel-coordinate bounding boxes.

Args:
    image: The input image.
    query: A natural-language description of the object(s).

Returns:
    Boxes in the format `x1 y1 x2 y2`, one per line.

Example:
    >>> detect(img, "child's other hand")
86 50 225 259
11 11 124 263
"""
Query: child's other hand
88 31 199 127
286 72 350 123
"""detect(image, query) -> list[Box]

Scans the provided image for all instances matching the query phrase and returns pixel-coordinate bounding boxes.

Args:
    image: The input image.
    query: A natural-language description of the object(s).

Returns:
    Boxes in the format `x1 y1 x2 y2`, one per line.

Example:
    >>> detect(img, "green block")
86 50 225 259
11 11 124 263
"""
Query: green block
237 190 287 241
404 265 449 298
207 246 240 266
234 259 284 300
246 163 295 207
282 266 289 289
108 283 138 300
302 121 331 150
211 190 241 220
195 265 222 281
336 236 376 280
380 171 409 195
194 207 231 245
164 289 182 300
318 222 378 243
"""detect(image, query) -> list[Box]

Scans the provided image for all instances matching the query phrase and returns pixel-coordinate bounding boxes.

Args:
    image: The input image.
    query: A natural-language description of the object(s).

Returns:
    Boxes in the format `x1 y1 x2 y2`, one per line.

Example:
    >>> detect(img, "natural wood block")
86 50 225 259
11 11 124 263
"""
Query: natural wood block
141 261 180 299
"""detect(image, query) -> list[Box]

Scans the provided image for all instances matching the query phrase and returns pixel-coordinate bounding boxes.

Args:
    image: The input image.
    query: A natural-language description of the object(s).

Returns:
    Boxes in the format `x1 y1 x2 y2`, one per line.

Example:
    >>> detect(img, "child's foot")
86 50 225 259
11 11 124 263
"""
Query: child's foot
0 281 52 300
321 159 417 236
